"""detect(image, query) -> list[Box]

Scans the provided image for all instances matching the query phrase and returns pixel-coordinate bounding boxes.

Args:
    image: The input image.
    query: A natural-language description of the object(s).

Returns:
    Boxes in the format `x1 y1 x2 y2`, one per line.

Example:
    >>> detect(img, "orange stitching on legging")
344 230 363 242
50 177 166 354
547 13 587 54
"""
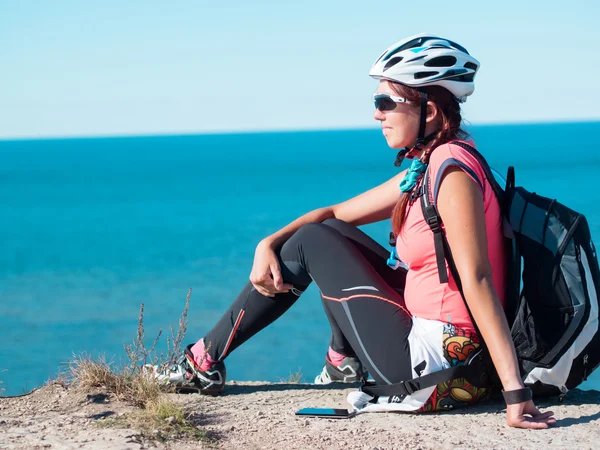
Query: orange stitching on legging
220 309 245 360
321 293 411 316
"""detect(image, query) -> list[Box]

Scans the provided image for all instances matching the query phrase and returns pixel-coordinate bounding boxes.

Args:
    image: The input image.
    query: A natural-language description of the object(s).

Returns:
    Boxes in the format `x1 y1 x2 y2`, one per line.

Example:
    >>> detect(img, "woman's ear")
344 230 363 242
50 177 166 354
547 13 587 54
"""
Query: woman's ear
426 101 439 123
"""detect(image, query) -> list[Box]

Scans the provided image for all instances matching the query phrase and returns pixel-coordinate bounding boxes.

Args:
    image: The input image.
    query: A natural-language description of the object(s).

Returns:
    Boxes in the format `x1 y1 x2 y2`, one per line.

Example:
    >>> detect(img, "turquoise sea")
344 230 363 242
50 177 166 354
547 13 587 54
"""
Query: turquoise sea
1 122 600 396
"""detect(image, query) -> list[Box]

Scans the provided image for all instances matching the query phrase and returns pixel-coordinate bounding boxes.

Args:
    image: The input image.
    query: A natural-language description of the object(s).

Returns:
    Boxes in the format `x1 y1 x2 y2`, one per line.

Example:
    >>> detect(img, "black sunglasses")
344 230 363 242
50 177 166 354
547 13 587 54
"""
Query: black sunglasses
373 93 409 112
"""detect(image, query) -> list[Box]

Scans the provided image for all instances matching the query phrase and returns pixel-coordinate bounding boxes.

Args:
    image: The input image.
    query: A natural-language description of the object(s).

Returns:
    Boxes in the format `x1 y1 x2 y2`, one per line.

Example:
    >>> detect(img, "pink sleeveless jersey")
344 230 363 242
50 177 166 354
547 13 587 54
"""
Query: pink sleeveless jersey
395 141 506 331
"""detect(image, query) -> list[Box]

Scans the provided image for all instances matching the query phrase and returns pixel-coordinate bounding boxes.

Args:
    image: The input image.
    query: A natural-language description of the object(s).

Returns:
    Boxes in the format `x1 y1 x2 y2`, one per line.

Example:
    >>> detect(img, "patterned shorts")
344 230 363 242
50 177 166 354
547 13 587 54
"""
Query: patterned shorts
418 324 491 412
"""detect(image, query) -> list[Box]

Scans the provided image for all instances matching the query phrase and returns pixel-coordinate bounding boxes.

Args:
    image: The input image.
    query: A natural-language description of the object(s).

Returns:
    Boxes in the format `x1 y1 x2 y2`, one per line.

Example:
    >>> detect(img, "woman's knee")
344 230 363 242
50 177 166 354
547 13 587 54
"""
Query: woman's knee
278 222 337 278
282 222 344 256
291 221 332 243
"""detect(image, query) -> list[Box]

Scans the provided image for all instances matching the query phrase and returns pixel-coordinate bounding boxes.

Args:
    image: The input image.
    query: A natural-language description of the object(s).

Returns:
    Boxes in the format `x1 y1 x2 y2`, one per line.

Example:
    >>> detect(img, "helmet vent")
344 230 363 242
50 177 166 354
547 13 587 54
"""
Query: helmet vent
396 37 428 53
383 36 436 60
414 71 439 80
424 56 456 67
464 62 478 71
384 56 404 71
443 71 475 82
383 38 425 61
405 55 427 63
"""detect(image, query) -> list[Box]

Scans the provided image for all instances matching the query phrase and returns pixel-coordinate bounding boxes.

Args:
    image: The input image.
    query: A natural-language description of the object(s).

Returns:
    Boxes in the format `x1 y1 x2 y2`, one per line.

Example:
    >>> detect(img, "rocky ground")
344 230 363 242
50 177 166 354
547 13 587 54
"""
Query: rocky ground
1 381 599 449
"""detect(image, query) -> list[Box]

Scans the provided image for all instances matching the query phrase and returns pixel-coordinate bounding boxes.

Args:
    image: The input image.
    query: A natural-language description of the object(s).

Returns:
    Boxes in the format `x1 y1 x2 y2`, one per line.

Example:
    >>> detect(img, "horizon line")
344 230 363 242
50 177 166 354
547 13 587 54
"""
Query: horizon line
1 117 599 142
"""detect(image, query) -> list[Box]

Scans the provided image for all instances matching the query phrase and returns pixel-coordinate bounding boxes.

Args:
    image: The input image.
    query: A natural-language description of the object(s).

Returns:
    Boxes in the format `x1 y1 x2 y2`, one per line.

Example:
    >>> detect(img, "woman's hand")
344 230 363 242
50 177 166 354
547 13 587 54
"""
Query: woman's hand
506 400 556 429
249 240 293 297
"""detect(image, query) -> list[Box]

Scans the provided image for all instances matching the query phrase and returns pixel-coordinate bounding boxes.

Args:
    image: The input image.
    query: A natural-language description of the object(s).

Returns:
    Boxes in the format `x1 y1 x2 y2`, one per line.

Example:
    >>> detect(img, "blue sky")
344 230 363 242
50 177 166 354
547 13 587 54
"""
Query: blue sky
1 0 598 138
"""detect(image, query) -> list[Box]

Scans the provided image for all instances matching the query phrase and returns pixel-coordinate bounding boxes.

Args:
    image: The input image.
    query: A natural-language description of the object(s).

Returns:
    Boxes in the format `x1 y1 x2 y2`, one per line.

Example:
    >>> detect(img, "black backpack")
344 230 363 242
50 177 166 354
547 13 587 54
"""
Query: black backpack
363 142 600 400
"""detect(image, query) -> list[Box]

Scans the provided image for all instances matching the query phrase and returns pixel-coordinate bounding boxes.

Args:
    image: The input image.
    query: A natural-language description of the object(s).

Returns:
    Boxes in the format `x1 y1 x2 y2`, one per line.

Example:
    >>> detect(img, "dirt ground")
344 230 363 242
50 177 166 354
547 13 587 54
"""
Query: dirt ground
1 381 599 449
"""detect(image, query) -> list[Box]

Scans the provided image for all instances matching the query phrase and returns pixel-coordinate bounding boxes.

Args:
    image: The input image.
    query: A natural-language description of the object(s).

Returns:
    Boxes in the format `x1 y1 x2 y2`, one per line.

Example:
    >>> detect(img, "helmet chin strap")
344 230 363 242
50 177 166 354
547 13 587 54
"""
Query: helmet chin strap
394 90 433 167
414 90 429 149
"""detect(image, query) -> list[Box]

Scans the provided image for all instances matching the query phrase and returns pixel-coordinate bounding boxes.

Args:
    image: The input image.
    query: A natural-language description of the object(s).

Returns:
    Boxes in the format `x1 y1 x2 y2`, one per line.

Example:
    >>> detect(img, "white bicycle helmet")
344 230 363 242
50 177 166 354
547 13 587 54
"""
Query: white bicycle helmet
369 33 480 102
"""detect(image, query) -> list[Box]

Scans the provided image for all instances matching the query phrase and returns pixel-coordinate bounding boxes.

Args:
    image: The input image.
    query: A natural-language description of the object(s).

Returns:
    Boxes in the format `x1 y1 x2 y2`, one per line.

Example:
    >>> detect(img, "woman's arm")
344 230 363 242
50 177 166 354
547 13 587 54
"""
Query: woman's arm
437 167 556 429
261 169 407 250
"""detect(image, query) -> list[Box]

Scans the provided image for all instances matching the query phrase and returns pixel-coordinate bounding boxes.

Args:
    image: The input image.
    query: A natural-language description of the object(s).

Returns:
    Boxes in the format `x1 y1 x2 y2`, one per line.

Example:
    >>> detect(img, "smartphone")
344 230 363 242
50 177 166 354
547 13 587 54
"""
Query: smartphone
295 408 357 419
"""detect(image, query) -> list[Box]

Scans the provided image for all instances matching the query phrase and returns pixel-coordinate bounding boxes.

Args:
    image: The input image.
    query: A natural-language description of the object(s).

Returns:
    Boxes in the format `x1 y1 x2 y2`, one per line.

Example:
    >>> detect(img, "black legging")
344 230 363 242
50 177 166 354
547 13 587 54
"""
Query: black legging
203 218 414 385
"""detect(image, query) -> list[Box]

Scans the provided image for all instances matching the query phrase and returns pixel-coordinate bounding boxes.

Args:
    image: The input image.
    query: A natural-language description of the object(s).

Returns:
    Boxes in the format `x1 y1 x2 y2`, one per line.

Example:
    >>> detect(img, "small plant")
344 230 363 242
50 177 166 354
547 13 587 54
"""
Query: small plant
281 368 304 384
97 396 206 443
68 353 166 407
68 288 206 443
123 302 163 373
140 397 205 441
166 288 190 369
123 288 191 375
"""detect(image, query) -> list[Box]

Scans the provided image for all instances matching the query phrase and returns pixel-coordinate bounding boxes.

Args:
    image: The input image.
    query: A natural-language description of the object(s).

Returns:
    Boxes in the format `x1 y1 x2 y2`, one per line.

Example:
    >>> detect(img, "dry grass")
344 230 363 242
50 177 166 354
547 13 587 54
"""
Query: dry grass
97 396 206 443
280 368 304 384
67 288 207 443
132 397 206 442
68 354 166 407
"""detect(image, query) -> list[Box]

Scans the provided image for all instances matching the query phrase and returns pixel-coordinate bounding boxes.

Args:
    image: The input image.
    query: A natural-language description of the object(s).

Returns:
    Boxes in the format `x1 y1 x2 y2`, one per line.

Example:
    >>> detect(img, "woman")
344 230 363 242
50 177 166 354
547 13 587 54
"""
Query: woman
158 33 556 428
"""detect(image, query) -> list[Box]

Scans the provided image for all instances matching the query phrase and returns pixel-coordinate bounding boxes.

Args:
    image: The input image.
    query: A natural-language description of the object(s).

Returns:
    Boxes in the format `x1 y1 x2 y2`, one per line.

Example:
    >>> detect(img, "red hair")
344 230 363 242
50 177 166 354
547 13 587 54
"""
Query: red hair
389 82 468 234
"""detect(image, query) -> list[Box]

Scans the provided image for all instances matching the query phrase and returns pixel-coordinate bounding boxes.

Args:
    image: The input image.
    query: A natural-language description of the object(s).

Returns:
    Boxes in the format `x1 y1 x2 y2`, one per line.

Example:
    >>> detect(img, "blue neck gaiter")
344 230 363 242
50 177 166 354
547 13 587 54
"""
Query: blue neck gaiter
399 158 427 193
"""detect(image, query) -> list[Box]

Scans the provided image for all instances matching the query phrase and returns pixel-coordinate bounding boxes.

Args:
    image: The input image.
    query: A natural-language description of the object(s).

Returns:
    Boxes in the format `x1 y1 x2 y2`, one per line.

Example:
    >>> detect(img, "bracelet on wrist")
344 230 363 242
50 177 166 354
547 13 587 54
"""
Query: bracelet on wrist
502 387 532 405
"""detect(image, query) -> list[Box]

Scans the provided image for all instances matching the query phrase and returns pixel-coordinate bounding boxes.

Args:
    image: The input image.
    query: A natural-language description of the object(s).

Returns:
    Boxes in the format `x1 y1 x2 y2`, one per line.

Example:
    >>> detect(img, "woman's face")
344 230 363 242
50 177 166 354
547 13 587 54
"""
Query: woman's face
373 80 421 149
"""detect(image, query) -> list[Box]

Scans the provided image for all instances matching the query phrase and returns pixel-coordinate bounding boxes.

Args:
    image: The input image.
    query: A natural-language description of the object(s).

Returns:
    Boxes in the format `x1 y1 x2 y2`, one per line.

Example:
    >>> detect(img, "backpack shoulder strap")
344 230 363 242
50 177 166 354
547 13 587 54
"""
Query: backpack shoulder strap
420 167 450 284
420 176 464 291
